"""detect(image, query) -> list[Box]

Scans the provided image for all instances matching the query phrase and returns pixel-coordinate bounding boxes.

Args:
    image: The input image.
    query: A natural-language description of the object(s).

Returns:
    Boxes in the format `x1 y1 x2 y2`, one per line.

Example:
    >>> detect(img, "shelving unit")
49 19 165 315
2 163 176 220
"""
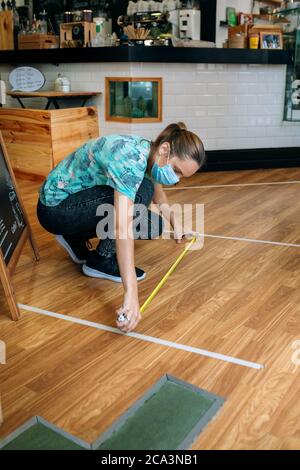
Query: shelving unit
255 0 282 5
252 13 289 22
275 6 300 121
219 2 288 29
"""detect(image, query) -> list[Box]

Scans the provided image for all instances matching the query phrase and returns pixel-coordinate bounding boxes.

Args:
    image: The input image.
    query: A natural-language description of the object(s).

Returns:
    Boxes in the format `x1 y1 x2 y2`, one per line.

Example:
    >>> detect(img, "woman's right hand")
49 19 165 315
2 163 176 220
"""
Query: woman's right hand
116 292 141 333
114 190 141 333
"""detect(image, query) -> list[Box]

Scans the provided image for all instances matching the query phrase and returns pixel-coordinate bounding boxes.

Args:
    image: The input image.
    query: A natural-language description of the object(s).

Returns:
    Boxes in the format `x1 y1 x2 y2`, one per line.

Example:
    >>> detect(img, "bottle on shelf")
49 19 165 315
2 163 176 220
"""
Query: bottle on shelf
31 13 37 33
39 9 47 34
12 0 19 49
91 22 105 47
25 19 30 34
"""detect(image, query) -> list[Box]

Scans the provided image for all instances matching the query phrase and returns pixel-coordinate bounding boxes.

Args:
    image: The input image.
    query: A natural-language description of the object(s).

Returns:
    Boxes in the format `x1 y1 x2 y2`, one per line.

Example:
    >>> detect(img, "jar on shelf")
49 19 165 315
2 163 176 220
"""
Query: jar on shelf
54 73 71 92
249 32 259 49
64 11 72 23
72 10 82 22
83 10 93 22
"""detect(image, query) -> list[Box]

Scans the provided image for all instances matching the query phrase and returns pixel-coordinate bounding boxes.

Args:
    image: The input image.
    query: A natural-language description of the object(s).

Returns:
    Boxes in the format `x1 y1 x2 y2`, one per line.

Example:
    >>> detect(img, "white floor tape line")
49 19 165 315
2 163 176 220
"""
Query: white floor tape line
18 303 264 370
164 231 300 249
202 234 300 248
165 181 300 190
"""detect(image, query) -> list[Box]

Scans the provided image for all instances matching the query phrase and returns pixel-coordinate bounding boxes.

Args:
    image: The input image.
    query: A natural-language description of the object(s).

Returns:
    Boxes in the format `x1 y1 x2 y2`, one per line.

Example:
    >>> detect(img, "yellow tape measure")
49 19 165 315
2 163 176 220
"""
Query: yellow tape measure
118 236 197 323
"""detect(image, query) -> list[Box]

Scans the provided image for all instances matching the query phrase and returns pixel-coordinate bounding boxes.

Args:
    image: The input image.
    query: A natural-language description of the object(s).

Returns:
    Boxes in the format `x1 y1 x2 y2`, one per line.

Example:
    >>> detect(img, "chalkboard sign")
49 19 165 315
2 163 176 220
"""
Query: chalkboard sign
0 145 25 265
9 67 45 93
0 132 39 321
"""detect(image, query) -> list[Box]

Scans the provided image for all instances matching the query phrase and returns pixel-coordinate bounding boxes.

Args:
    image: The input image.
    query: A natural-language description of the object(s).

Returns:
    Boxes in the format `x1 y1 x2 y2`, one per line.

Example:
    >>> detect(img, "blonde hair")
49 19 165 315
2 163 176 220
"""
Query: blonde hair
151 122 206 168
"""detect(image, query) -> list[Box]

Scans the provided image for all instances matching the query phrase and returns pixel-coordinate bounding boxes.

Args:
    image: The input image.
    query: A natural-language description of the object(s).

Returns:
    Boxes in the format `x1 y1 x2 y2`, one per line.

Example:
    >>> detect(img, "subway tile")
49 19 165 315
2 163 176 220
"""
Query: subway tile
207 83 228 94
217 72 239 82
196 64 208 71
207 64 227 71
140 62 163 72
206 127 247 138
164 94 178 106
275 95 285 105
200 138 217 150
164 83 184 94
227 105 248 116
247 127 267 137
194 108 208 117
238 72 258 82
228 64 249 72
236 116 258 126
175 94 216 106
236 95 258 105
173 71 197 82
43 71 61 81
292 135 300 145
184 117 206 129
257 95 278 105
217 95 237 105
227 83 259 95
215 138 250 150
216 116 240 127
195 72 218 83
207 106 228 116
164 82 207 95
184 83 208 95
188 117 217 128
164 105 189 117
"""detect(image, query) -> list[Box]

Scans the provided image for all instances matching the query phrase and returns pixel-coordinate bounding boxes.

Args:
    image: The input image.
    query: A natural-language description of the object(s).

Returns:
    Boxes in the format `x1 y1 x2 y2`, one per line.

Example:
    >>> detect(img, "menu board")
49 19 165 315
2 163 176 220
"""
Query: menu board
9 67 45 92
0 144 25 265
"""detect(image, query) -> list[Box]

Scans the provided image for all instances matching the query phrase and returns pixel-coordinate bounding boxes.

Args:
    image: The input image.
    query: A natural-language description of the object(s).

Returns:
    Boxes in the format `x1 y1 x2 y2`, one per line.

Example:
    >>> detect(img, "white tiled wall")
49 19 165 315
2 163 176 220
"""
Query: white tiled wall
1 61 299 151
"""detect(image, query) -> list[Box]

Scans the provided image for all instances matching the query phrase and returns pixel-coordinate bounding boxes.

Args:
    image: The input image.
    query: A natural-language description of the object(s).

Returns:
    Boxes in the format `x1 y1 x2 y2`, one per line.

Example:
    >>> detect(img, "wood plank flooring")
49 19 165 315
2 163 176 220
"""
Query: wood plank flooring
1 167 300 449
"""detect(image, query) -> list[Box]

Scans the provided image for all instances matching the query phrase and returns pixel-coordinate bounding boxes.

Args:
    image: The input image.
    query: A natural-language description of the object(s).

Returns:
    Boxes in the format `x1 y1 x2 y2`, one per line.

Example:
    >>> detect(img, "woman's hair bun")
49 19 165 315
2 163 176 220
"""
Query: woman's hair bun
176 122 187 130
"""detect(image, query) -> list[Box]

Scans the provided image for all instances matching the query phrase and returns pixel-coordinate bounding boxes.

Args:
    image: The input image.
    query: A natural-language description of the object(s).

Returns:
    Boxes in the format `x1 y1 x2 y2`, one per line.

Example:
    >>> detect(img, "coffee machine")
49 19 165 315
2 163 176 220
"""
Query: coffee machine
168 9 180 38
179 9 200 40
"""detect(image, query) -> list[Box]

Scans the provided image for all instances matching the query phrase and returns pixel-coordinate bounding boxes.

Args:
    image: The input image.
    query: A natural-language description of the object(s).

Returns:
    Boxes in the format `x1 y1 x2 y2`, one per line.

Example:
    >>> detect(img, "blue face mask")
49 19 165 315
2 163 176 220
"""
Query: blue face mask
151 154 180 186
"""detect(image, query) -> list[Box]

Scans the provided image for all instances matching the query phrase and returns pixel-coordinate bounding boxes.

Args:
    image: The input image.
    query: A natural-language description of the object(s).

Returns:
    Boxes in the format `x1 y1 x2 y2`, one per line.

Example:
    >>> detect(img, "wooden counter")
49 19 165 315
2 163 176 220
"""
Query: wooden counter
0 106 99 179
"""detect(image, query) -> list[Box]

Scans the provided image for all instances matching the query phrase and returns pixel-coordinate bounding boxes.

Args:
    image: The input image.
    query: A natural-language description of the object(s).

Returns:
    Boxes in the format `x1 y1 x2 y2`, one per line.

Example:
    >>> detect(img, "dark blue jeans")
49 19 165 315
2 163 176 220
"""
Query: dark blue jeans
37 177 163 257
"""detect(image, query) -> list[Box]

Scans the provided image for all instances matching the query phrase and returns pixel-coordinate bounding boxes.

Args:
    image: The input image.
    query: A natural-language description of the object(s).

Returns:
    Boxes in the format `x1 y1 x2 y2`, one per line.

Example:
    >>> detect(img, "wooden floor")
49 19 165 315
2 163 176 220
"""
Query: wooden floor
1 167 300 449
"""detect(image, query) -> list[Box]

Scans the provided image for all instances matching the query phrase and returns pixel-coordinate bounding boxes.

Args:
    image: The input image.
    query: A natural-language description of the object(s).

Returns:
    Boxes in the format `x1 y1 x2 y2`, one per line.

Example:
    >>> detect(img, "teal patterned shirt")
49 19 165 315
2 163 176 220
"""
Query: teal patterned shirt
39 134 151 207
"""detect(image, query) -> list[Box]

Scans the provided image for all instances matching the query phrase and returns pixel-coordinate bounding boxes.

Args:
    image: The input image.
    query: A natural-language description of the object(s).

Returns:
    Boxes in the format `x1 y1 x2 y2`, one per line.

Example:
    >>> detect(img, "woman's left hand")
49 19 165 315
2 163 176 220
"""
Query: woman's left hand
173 226 185 244
173 226 195 244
